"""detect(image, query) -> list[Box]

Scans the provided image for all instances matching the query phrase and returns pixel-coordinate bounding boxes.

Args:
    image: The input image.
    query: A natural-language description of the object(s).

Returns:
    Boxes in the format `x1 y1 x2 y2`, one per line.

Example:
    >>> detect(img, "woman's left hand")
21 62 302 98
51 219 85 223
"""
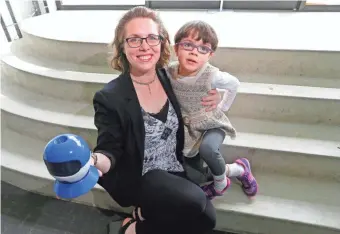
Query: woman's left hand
201 89 221 112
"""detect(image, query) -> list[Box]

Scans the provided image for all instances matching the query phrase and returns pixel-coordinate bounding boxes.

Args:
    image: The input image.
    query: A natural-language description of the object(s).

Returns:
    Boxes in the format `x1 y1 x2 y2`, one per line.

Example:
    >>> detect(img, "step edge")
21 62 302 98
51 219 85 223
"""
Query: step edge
20 12 340 52
2 149 339 231
1 94 95 130
3 54 340 100
2 54 115 83
2 101 340 159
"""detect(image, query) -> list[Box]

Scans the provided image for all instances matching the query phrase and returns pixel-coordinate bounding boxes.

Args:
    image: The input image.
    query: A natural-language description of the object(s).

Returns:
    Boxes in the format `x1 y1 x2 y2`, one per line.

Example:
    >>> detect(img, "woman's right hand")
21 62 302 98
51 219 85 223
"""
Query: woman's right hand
90 155 103 177
56 154 104 200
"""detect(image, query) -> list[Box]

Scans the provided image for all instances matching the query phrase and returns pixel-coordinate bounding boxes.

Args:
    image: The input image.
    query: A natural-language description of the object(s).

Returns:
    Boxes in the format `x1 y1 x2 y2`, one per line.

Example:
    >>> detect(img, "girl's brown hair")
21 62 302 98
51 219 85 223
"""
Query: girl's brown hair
174 20 218 51
109 6 171 73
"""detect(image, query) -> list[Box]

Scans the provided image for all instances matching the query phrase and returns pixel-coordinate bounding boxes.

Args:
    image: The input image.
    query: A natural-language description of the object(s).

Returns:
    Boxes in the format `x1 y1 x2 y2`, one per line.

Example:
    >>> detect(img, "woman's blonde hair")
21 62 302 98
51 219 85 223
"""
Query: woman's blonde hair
109 6 171 73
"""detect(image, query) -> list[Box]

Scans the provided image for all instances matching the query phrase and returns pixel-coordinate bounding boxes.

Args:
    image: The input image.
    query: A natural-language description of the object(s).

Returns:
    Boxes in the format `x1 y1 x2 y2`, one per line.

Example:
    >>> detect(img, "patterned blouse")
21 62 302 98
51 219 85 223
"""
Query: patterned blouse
141 100 184 175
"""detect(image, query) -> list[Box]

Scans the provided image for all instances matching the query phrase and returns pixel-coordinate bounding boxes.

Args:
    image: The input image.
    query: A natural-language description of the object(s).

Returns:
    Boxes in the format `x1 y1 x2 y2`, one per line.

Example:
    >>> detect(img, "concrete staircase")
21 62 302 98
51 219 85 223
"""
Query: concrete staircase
1 10 340 234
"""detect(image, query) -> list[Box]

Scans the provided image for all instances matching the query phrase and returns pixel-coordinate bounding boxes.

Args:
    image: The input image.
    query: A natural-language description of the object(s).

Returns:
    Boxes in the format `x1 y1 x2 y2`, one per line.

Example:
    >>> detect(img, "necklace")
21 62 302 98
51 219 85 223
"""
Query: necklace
131 73 157 94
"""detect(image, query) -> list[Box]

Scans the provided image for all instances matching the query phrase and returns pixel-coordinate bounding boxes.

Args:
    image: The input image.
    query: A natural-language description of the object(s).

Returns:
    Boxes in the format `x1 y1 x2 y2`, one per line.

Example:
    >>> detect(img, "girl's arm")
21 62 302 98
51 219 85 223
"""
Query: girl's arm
212 71 240 112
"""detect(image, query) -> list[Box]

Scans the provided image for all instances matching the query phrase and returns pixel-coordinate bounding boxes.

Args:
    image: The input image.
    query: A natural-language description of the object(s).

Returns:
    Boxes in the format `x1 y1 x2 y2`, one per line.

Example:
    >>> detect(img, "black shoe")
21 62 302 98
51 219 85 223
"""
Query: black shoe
106 213 132 234
118 218 135 234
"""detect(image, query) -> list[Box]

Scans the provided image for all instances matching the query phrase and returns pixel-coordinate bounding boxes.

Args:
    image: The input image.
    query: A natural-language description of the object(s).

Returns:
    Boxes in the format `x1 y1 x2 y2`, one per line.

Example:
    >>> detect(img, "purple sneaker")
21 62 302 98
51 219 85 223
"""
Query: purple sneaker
235 158 258 197
201 177 231 200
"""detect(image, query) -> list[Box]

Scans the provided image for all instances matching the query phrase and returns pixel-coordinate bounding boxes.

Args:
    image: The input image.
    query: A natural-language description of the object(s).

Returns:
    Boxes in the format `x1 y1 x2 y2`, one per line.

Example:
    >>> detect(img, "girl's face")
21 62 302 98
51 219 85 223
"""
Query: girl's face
175 34 213 77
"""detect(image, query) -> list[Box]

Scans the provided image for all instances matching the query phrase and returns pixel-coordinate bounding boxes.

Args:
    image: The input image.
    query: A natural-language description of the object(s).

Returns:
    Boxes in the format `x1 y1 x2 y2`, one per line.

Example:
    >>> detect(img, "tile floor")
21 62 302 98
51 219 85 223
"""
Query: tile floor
1 182 230 234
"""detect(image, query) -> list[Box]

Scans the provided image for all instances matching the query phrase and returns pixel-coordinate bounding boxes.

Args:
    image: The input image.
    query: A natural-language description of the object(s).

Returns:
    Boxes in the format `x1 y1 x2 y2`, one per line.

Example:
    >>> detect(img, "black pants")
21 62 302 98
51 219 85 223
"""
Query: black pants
134 169 216 234
184 155 214 185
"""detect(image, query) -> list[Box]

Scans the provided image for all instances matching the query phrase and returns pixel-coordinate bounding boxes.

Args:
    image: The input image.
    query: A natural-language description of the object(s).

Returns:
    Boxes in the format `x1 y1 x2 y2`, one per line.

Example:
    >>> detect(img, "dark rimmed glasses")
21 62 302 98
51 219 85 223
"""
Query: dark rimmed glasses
176 41 213 55
125 34 163 48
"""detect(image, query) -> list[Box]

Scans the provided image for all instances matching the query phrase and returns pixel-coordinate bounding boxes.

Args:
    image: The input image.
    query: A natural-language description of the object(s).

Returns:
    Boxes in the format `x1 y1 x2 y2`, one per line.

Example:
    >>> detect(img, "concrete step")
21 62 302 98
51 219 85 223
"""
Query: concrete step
17 11 340 80
232 82 340 125
237 73 340 89
1 77 94 117
1 54 110 103
9 40 340 88
2 93 340 181
3 53 340 125
2 82 340 142
9 41 114 74
0 128 121 212
2 128 340 234
229 117 340 142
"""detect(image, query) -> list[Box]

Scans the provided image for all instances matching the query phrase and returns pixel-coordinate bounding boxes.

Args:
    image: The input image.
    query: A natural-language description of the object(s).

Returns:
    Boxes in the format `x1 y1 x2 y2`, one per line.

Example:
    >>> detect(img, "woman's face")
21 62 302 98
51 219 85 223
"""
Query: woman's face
123 17 161 74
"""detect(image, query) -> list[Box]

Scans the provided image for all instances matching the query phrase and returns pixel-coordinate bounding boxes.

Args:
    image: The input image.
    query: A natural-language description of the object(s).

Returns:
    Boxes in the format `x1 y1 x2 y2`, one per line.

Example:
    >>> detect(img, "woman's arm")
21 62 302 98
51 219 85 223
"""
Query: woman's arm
92 91 124 174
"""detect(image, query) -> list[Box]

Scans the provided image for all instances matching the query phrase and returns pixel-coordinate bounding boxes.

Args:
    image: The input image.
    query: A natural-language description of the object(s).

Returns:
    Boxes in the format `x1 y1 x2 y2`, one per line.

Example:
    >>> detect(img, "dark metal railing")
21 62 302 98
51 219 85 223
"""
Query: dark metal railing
4 0 22 40
1 0 53 42
56 0 339 12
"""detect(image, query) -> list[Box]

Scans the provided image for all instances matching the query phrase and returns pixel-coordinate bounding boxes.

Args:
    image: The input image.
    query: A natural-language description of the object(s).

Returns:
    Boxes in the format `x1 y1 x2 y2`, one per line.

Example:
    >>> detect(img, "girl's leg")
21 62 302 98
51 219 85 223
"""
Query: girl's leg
127 169 216 234
199 128 231 199
183 154 210 185
198 128 258 198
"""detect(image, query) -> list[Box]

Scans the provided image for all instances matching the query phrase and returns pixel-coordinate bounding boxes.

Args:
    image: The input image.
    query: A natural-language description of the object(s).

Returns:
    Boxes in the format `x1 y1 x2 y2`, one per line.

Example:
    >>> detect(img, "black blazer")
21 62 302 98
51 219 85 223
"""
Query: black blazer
93 68 185 207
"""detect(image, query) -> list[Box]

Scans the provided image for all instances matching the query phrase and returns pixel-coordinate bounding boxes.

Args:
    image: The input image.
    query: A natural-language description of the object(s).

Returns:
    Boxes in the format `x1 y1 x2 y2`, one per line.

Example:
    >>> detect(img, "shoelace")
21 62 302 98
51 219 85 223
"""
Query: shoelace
203 184 215 197
240 171 252 189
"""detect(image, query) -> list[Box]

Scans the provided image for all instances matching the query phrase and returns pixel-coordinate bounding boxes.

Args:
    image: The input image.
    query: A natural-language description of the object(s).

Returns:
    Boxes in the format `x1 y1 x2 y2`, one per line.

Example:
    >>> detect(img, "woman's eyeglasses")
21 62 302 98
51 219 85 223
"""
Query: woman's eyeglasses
125 34 163 48
176 42 213 55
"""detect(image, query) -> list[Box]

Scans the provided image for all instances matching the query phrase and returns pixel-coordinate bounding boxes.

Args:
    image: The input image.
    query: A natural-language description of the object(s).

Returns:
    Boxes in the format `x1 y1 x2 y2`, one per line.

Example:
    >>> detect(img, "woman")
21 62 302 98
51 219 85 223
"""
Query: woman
91 6 221 234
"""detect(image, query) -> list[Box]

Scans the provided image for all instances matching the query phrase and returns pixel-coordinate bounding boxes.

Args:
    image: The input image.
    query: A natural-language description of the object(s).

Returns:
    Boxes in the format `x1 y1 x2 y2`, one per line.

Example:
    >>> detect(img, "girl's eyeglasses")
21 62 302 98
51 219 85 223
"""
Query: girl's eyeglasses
176 41 213 54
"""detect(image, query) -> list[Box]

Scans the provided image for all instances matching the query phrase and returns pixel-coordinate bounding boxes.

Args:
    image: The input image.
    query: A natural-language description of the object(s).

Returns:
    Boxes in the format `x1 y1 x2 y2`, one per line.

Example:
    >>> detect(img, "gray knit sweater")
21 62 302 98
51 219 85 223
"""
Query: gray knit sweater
167 61 236 157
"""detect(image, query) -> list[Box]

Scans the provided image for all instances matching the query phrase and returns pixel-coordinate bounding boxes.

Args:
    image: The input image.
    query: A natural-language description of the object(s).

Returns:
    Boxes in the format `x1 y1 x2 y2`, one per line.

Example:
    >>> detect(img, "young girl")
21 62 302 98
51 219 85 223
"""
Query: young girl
167 20 258 199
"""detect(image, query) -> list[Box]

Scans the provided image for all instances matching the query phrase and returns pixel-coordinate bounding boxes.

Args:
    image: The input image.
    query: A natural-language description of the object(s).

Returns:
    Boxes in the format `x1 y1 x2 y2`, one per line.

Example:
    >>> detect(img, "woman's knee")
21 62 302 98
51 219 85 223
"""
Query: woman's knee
201 199 216 230
140 169 208 217
181 183 208 216
184 199 216 234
